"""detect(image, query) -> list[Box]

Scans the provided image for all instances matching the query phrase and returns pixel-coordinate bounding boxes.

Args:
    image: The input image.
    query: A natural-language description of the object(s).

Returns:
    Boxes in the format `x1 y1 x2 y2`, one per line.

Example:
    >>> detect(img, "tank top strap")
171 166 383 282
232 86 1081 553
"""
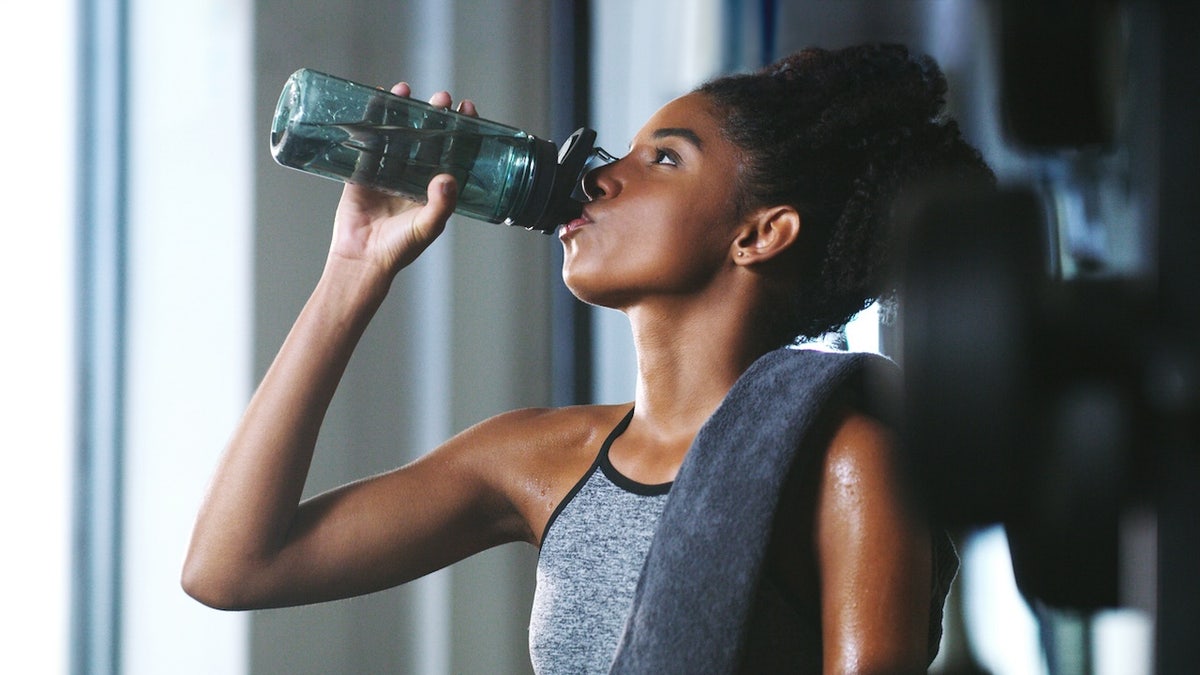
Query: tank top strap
539 407 635 544
597 411 672 497
600 407 635 460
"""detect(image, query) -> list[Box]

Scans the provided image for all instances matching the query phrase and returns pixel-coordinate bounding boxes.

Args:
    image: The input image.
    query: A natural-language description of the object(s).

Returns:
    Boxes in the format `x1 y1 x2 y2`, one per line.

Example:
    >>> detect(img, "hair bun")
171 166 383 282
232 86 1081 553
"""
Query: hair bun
699 44 991 344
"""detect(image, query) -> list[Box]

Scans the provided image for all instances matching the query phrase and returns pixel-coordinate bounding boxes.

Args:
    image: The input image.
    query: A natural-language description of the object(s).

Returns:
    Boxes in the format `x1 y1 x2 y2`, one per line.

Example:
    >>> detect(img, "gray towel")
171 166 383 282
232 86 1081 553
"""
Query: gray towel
610 346 909 673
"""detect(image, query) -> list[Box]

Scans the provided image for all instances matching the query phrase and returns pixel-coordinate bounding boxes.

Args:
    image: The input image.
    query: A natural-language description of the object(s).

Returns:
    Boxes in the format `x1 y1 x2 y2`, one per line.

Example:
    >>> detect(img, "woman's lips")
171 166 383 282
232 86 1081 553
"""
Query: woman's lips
558 213 591 239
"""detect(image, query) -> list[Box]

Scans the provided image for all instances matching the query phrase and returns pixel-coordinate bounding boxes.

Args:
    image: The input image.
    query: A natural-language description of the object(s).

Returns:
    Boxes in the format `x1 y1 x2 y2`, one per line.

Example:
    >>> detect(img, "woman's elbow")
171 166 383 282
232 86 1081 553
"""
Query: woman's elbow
180 551 258 611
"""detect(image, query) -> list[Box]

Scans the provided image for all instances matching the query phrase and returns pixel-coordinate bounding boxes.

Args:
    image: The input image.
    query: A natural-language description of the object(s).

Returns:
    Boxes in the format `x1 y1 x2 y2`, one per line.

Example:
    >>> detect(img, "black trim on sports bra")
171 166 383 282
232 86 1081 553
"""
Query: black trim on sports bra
541 407 662 544
598 431 674 498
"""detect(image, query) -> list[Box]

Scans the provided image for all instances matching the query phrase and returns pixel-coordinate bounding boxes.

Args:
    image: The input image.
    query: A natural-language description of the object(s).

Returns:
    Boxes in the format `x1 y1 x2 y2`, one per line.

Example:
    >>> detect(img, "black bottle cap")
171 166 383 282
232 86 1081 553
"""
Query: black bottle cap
508 128 598 234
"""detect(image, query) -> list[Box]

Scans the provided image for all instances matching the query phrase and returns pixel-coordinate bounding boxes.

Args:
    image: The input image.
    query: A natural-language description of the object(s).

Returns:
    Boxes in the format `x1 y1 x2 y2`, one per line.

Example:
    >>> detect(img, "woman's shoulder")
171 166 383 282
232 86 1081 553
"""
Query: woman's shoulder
441 403 635 542
409 403 633 493
454 403 632 452
459 403 634 478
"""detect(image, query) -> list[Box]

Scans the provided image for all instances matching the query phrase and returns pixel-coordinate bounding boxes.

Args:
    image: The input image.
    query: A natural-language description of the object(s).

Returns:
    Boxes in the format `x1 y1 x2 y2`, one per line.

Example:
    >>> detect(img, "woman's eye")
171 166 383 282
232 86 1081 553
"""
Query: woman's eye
652 149 678 166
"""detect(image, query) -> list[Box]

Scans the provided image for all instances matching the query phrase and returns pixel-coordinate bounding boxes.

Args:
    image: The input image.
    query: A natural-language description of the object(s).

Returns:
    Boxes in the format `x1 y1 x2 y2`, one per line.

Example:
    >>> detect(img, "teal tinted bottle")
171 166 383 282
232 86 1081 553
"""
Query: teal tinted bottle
270 68 596 233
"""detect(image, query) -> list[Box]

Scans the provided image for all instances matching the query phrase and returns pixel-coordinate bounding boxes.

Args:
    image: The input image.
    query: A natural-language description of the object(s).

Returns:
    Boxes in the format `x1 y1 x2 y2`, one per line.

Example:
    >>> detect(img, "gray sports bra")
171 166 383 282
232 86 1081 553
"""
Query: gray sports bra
528 409 669 675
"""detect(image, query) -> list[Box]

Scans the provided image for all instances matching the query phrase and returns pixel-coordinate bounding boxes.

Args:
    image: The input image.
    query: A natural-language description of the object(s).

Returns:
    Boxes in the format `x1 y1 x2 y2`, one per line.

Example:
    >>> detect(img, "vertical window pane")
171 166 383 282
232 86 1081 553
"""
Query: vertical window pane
0 0 76 672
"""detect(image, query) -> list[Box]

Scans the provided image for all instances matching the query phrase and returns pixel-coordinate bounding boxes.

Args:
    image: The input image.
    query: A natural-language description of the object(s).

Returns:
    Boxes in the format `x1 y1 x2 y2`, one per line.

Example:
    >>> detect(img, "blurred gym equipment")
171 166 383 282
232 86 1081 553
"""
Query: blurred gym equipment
894 2 1198 673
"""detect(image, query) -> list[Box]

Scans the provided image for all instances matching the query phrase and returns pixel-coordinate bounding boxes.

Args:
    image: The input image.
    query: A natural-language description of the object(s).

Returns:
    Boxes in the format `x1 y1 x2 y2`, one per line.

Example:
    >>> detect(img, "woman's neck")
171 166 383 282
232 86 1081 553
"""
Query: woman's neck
625 295 773 441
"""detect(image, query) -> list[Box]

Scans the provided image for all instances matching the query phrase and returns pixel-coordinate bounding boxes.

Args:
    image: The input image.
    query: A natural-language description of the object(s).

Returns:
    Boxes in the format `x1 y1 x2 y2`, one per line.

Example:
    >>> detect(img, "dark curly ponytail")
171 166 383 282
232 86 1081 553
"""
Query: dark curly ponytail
699 44 993 344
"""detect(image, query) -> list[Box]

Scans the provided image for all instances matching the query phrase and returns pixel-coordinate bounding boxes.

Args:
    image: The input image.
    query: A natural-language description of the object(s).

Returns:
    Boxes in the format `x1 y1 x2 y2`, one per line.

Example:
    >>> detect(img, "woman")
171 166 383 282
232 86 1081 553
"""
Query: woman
184 44 991 673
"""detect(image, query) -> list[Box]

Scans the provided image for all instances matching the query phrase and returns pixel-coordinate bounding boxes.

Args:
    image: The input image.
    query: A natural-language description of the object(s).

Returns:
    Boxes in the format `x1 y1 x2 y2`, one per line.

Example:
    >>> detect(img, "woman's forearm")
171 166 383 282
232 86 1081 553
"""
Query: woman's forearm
181 260 392 608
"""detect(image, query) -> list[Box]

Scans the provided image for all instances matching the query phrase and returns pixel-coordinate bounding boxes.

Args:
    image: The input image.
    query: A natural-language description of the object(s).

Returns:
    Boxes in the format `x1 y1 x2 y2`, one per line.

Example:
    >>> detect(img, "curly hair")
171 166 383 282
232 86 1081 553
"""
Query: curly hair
698 44 993 344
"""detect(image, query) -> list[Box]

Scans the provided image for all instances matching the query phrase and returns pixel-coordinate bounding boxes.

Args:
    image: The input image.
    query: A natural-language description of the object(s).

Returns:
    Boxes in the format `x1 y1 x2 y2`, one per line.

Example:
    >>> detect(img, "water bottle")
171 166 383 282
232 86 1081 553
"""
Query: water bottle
270 68 611 233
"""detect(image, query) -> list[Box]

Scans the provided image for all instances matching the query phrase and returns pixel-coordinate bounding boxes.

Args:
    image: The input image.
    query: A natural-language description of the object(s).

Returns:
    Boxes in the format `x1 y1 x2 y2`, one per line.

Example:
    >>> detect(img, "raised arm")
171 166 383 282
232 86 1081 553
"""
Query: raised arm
181 88 522 610
816 412 933 675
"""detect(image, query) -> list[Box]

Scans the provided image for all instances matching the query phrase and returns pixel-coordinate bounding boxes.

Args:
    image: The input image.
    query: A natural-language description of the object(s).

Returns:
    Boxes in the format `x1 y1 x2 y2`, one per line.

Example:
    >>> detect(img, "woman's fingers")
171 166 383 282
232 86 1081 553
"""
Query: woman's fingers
387 81 478 118
427 90 452 109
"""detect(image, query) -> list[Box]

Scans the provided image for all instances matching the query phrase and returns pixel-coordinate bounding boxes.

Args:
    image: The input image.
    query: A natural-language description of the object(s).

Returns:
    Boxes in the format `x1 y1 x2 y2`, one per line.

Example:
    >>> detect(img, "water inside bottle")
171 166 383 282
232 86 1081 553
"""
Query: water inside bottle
272 115 535 224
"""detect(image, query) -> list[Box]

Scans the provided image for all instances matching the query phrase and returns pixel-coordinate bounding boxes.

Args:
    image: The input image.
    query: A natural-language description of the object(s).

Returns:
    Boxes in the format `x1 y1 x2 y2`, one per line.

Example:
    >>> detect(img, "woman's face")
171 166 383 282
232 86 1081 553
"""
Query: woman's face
558 92 744 309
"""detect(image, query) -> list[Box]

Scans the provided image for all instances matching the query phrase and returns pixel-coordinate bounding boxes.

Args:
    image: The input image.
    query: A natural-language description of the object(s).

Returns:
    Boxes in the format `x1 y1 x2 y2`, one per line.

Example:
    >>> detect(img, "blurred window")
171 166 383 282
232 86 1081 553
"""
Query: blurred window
0 0 77 672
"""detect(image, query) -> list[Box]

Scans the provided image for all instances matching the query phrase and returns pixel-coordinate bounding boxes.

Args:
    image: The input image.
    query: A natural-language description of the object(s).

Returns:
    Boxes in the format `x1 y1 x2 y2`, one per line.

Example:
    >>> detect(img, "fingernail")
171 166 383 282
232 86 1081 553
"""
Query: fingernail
442 177 456 196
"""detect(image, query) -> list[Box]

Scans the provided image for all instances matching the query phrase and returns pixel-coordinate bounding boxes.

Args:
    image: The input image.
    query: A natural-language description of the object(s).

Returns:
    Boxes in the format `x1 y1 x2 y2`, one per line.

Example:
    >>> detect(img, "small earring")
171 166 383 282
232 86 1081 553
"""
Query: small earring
736 251 745 257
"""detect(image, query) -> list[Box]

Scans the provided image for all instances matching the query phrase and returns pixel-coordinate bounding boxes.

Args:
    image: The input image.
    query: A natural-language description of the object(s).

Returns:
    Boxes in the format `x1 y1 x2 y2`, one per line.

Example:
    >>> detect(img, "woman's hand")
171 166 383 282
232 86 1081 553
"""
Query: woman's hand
329 85 479 277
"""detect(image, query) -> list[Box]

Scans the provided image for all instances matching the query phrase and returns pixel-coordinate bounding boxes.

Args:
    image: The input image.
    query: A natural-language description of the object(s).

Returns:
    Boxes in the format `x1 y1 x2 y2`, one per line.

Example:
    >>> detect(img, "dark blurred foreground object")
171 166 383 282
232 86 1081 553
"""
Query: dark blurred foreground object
893 1 1199 673
896 185 1151 610
999 0 1123 150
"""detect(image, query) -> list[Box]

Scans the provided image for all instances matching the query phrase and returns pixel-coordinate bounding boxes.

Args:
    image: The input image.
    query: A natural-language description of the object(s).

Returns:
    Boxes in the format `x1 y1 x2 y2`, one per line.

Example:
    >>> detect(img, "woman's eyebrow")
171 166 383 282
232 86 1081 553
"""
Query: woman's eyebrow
652 127 705 151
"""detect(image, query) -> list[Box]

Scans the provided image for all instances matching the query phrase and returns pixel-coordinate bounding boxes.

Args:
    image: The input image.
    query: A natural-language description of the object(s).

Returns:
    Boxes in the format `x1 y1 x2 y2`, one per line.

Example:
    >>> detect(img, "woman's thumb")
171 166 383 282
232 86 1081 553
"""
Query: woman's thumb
413 174 457 238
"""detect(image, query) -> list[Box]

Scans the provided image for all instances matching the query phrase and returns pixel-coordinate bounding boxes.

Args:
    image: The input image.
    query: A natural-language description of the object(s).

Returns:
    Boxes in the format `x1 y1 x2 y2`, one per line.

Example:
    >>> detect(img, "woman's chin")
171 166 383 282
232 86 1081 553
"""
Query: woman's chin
561 270 624 310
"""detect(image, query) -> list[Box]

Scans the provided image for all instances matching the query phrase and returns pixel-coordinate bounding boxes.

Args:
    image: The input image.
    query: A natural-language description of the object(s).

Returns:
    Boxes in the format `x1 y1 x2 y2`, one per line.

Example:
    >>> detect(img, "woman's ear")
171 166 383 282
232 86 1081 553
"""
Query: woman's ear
732 206 801 264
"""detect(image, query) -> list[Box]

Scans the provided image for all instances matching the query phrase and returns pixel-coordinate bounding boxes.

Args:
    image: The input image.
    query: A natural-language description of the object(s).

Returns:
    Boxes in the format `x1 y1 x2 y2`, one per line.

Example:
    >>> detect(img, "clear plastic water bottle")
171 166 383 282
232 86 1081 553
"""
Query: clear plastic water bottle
270 68 609 233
